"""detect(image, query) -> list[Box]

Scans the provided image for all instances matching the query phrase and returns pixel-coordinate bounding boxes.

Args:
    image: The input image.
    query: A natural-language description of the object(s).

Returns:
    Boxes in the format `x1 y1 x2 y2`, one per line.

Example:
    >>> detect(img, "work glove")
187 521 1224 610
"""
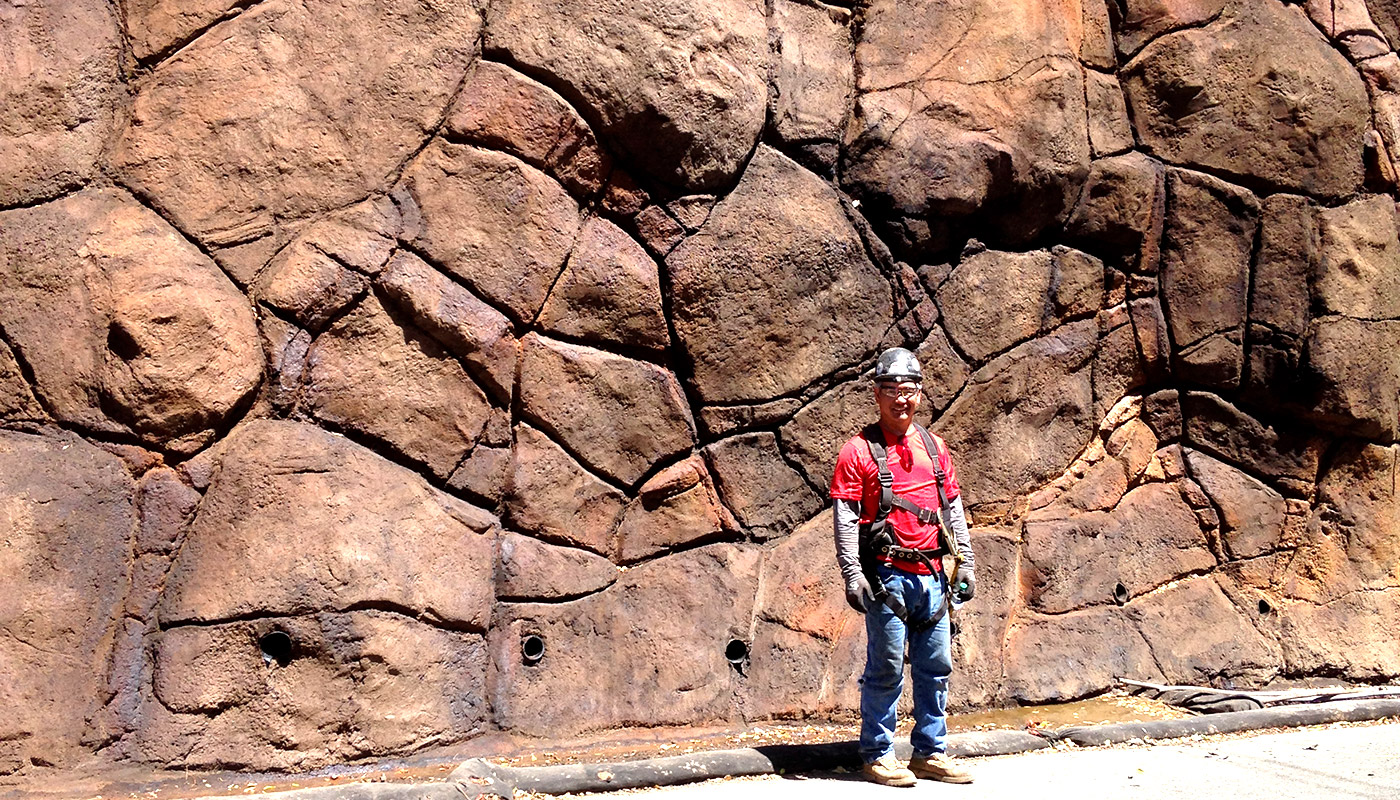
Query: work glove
953 569 975 603
845 575 877 614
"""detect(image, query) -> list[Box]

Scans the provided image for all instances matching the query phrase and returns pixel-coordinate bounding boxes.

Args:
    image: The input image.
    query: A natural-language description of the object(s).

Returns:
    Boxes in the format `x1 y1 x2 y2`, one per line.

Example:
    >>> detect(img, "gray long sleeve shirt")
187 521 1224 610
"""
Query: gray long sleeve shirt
833 495 974 590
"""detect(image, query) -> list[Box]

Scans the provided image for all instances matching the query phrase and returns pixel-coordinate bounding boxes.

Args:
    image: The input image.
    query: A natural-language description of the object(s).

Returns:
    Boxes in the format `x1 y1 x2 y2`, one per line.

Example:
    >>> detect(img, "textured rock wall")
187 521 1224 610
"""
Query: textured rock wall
1 0 1398 776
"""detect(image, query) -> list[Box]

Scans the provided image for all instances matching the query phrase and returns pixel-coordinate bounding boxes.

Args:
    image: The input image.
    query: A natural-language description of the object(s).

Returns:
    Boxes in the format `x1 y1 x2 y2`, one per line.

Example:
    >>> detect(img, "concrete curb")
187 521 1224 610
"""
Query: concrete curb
1054 697 1400 747
199 698 1400 799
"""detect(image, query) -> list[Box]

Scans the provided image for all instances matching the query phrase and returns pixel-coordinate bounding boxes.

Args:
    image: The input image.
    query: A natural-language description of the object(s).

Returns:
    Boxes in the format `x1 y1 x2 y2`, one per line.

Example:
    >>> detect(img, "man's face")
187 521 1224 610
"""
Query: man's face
874 380 923 430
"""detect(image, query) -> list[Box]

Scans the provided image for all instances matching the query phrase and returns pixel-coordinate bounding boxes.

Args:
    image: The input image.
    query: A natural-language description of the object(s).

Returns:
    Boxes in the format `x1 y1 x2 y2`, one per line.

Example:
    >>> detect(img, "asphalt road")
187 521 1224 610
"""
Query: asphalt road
610 723 1400 800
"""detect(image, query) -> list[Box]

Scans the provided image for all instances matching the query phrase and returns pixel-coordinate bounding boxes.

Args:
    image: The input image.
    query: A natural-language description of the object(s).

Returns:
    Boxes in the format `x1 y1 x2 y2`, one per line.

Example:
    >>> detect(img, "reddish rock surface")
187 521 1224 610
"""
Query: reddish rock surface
0 431 135 774
668 146 893 403
7 0 1400 778
0 190 262 451
483 0 767 191
114 0 479 247
0 0 124 207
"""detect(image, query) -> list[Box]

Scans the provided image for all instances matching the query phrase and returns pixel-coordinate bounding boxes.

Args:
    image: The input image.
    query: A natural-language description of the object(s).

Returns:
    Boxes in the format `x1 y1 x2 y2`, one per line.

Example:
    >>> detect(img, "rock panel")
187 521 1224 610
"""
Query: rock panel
706 432 822 541
844 0 1091 257
1130 577 1281 684
1316 196 1400 320
397 142 581 323
0 431 134 772
159 421 497 629
0 189 262 449
536 218 670 354
1182 392 1324 486
306 294 493 479
0 0 124 207
446 61 612 198
1065 152 1166 270
669 146 893 403
114 0 479 247
616 457 738 563
484 0 767 191
498 533 618 601
376 250 518 403
1161 169 1258 388
1185 450 1286 560
1281 589 1400 680
935 320 1099 506
1006 606 1162 703
144 611 486 771
504 425 626 557
756 510 846 641
491 545 762 736
1121 1 1368 197
938 247 1104 362
518 334 695 486
1025 482 1214 613
770 0 854 148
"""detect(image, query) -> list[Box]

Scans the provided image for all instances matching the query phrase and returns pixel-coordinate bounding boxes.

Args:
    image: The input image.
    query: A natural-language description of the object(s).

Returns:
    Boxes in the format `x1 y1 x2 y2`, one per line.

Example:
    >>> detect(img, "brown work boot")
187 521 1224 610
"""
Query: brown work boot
909 752 973 783
861 753 917 787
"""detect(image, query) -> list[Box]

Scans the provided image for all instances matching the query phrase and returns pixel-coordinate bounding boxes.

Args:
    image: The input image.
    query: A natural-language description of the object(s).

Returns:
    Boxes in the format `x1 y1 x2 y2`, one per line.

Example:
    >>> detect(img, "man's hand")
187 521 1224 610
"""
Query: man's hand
953 569 975 603
846 575 877 613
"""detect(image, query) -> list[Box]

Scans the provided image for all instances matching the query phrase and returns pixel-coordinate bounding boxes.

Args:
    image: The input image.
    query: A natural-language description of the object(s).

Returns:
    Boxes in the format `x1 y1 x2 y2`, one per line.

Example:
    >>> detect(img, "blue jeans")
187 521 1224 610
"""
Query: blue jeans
860 562 952 763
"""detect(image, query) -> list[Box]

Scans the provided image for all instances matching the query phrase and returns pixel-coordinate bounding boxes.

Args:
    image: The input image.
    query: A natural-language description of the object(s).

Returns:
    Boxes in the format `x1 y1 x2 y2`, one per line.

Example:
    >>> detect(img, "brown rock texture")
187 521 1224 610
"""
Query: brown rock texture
6 0 1400 778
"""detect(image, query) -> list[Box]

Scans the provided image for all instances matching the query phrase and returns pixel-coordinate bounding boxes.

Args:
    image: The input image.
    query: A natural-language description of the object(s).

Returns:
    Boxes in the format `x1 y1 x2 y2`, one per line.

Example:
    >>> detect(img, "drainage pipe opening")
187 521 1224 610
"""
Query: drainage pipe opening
521 634 545 666
259 630 293 667
1112 583 1129 606
725 639 749 668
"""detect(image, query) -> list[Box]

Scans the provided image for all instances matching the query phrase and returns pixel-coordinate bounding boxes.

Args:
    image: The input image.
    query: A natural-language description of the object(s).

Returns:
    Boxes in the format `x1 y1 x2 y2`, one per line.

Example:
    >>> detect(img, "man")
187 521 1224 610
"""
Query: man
830 346 976 787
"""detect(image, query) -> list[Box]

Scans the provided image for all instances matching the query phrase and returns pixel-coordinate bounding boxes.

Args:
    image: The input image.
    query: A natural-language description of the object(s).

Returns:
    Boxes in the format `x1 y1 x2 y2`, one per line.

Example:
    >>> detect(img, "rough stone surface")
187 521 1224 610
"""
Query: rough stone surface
1185 450 1287 560
1122 0 1369 198
843 0 1092 257
397 142 581 323
0 190 262 449
1161 169 1258 389
484 0 768 191
668 146 893 403
504 425 626 557
114 0 480 246
376 251 518 403
1130 577 1281 684
615 456 738 563
159 421 497 629
491 545 761 736
938 247 1104 362
446 61 612 198
705 432 823 541
1006 606 1163 703
0 0 124 207
519 334 695 486
770 0 854 149
0 431 134 773
498 533 618 601
936 320 1099 506
1316 196 1400 320
143 611 487 771
1025 483 1215 613
1066 152 1166 269
11 0 1400 774
536 218 670 354
306 294 493 479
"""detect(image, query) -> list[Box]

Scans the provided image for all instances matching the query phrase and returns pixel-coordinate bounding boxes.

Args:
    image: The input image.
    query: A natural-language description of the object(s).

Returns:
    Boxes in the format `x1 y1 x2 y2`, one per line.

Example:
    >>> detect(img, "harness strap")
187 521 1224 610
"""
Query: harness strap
859 423 962 632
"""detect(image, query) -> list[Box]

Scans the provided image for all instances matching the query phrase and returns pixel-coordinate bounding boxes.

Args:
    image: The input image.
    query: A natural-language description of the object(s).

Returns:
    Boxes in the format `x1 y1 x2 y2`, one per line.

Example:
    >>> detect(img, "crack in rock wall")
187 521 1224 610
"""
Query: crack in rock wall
2 0 1399 777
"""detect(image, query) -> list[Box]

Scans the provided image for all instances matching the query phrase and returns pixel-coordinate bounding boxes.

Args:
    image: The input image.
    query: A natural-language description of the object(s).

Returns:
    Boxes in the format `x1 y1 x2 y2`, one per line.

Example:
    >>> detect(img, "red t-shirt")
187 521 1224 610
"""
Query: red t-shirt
829 426 961 575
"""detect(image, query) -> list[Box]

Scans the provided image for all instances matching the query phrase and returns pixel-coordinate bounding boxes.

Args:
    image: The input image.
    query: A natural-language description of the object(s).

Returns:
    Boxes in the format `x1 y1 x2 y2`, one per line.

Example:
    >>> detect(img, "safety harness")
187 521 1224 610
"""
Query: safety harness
858 423 964 632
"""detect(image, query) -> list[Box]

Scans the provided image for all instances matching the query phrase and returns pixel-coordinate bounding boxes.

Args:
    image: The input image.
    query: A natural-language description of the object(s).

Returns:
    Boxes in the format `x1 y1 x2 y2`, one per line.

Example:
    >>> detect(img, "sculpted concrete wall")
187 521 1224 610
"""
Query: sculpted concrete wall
1 0 1398 775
